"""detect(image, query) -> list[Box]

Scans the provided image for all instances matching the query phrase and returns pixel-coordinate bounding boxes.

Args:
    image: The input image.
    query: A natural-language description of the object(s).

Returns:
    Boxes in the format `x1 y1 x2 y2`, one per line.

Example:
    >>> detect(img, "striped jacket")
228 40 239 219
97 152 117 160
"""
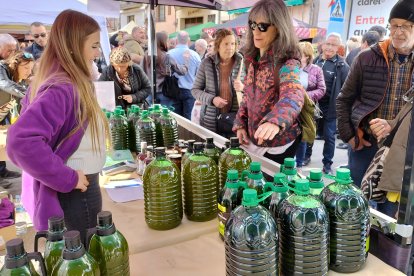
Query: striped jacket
191 52 244 133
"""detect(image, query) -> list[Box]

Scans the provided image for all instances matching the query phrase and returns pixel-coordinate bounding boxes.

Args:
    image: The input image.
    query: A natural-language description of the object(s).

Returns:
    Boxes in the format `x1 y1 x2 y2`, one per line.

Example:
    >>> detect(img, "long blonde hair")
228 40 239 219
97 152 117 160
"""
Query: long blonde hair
30 9 108 152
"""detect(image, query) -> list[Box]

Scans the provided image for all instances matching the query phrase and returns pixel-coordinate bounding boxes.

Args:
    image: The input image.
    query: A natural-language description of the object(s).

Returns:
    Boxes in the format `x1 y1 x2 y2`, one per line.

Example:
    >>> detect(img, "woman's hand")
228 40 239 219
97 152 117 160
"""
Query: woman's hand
212 97 228 108
233 79 244 92
122 95 133 103
370 118 392 141
254 122 280 145
75 170 89 192
236 128 249 145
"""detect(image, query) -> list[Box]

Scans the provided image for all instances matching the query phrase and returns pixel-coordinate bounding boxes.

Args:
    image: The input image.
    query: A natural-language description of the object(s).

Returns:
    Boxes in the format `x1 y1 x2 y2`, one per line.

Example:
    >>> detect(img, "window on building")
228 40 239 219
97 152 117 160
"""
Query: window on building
207 14 216 23
157 6 166 22
184 17 203 28
168 6 172 15
127 15 135 23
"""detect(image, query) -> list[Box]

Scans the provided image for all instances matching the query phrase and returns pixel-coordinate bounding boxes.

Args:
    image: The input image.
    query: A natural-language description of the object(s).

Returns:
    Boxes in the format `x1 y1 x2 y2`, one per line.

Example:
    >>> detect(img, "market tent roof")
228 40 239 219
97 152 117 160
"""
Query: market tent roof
169 22 217 41
203 13 326 39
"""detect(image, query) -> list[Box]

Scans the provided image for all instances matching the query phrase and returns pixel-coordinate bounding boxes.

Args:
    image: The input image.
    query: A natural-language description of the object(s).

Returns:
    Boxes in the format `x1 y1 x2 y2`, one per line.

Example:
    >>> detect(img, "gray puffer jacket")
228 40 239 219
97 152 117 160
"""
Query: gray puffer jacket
191 53 244 133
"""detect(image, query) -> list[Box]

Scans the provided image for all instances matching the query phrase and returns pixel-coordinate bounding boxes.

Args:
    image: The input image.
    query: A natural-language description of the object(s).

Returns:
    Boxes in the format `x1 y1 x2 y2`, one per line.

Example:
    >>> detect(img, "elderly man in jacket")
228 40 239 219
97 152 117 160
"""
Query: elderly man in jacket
337 0 414 215
314 33 350 174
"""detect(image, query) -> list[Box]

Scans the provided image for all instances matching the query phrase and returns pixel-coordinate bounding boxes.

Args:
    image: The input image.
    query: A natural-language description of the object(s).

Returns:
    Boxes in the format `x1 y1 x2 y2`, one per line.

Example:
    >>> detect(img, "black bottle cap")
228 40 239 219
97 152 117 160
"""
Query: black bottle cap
193 142 204 152
97 211 116 236
62 231 85 260
147 145 154 153
205 138 215 149
48 216 65 232
155 147 166 157
225 141 230 149
6 238 25 258
230 137 240 148
187 140 195 153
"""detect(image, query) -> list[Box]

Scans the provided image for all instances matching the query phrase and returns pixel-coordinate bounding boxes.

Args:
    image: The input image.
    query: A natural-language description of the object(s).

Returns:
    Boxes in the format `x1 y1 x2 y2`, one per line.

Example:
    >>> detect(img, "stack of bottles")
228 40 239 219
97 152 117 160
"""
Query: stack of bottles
109 108 128 151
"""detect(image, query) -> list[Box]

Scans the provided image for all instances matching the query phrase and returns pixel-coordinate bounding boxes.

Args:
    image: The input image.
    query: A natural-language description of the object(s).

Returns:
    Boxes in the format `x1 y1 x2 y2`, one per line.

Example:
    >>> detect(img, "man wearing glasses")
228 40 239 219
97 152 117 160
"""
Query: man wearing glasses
25 22 48 60
337 0 414 212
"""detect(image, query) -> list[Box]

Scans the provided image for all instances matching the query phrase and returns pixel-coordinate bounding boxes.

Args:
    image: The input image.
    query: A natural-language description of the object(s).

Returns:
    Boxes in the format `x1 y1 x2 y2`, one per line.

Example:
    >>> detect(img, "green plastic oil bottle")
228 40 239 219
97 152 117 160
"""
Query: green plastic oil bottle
217 170 247 240
278 179 329 275
87 211 129 275
243 162 266 198
149 104 164 147
127 105 140 153
204 137 220 165
143 147 183 230
109 108 128 150
34 216 66 275
218 137 251 191
309 169 324 196
282 157 301 190
51 231 99 276
137 110 156 148
181 140 195 170
182 142 218 222
264 173 290 219
159 108 179 148
0 239 46 276
319 168 369 273
225 189 277 275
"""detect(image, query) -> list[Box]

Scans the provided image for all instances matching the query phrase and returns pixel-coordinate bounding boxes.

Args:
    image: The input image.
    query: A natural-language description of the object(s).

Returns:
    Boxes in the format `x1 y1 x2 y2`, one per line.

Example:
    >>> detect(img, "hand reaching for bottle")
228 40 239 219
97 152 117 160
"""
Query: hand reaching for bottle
75 170 89 192
254 122 280 145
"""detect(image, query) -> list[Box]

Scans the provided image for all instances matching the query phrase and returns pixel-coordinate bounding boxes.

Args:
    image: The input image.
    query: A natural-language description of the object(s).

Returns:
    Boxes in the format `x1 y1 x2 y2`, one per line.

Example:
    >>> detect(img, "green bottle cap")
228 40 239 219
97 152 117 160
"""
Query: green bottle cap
274 173 286 184
162 108 169 115
295 179 310 195
250 162 261 172
336 168 351 184
284 158 295 168
242 189 259 207
119 109 126 116
148 107 154 113
105 111 112 119
141 110 149 118
115 105 122 110
227 169 239 180
310 169 323 181
153 104 161 111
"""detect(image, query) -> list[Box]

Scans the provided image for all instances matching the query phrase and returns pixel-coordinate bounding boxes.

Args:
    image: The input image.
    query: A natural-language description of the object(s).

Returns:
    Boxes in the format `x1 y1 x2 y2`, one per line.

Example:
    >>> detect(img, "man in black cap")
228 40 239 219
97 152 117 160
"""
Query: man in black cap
337 0 414 215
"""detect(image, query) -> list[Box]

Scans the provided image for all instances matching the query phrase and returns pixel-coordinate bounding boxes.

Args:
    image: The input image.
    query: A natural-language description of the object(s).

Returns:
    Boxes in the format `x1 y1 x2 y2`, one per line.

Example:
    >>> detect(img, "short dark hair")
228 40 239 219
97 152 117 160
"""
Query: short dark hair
362 31 380 46
368 25 386 40
30 22 45 28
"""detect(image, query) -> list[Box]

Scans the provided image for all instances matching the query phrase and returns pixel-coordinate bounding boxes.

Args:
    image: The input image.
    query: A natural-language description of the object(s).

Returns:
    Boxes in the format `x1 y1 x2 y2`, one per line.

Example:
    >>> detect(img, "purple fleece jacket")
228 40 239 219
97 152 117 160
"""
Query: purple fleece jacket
6 82 85 231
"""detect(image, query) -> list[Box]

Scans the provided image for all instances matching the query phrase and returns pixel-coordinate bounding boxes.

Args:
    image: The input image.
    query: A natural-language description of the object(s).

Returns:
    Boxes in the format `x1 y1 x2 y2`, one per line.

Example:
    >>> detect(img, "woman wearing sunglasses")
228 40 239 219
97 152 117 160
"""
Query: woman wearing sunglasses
191 28 244 137
233 0 305 164
7 10 109 244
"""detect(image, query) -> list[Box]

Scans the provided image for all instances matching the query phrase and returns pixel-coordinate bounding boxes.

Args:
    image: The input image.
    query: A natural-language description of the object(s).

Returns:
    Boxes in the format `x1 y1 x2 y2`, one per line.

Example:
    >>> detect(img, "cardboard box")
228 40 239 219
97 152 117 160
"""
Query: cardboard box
0 125 8 162
0 224 16 251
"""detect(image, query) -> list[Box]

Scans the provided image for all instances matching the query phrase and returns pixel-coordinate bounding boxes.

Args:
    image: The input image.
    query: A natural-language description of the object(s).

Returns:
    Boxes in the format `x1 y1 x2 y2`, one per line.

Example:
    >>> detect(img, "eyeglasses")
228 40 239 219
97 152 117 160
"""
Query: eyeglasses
248 20 272 32
33 33 47 39
22 52 34 60
387 24 414 33
324 42 339 48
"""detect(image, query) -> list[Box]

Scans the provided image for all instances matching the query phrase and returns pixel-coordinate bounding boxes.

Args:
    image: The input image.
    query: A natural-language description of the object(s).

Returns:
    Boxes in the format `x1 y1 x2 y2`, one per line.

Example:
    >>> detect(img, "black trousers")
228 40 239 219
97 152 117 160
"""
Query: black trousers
58 173 102 245
264 135 302 165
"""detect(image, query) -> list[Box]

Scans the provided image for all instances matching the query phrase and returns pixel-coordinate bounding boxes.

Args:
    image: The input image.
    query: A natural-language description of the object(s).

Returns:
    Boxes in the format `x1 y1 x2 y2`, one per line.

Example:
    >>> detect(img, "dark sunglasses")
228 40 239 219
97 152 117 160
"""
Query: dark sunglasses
248 20 272 32
33 33 47 39
22 52 34 60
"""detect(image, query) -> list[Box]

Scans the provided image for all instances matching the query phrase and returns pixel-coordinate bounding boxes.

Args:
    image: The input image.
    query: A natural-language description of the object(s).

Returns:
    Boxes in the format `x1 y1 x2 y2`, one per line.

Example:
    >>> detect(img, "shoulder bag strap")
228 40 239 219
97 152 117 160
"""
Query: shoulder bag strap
165 54 172 76
383 105 413 147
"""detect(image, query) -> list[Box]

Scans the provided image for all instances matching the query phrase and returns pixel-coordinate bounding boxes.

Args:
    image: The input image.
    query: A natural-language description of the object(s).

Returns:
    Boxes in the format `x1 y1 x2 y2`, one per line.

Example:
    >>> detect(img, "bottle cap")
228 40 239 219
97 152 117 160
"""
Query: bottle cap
140 141 147 149
155 147 166 157
310 169 323 181
48 216 65 232
162 108 169 115
115 105 122 110
274 173 286 184
148 107 154 112
187 140 195 153
250 162 261 172
336 168 351 180
242 189 259 207
63 231 82 251
230 137 240 148
114 109 122 116
141 110 149 118
193 142 204 152
225 141 230 148
205 138 215 149
283 158 295 168
6 239 25 258
153 104 161 111
147 145 154 152
227 169 239 180
294 179 310 195
119 109 126 116
309 180 324 189
105 111 112 119
97 211 113 227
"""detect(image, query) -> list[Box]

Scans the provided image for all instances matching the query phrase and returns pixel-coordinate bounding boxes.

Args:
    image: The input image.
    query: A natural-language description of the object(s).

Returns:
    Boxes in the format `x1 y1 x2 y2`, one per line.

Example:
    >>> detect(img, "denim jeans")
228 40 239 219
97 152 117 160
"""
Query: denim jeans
295 141 307 167
146 92 177 109
322 118 336 166
376 199 399 218
172 88 195 120
348 143 378 188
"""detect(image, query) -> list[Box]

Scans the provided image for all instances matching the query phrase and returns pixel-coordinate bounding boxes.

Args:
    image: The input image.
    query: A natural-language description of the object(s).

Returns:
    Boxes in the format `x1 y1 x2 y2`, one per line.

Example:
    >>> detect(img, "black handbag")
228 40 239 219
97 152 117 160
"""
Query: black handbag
162 55 181 100
211 60 236 135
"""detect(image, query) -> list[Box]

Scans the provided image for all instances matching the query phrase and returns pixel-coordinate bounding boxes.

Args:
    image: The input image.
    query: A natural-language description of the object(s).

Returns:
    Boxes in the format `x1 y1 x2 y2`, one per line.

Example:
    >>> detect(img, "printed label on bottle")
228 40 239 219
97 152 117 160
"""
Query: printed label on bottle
218 203 226 213
218 208 230 237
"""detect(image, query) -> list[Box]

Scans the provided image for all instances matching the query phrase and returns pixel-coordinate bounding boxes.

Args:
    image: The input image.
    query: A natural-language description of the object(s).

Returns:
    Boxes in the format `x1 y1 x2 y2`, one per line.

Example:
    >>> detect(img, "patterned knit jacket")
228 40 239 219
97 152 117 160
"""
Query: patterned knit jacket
233 50 305 147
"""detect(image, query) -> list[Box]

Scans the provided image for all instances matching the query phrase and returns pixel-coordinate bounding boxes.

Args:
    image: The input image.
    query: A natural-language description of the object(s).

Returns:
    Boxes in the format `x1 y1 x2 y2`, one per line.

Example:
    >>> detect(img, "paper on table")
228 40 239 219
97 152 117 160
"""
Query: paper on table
94 81 116 111
105 186 143 203
105 179 142 188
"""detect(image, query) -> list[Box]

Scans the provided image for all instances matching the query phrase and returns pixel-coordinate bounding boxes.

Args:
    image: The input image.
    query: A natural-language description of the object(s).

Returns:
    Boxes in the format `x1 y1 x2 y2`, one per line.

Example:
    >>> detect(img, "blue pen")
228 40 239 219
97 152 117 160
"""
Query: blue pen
113 184 140 188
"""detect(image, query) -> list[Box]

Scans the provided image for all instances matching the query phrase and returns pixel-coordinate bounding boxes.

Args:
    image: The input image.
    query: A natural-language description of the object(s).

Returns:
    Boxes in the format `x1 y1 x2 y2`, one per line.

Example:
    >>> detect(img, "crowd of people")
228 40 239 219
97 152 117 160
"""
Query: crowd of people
0 0 413 243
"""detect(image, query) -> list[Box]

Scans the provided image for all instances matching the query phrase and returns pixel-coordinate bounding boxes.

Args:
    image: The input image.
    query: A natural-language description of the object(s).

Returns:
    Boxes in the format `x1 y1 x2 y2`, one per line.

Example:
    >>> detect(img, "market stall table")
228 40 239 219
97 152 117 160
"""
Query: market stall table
129 232 406 276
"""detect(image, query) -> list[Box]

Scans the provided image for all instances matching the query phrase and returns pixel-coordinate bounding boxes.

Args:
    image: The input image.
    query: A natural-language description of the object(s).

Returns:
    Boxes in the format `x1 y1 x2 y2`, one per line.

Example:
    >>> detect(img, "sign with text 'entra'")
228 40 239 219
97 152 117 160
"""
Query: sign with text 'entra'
348 0 397 37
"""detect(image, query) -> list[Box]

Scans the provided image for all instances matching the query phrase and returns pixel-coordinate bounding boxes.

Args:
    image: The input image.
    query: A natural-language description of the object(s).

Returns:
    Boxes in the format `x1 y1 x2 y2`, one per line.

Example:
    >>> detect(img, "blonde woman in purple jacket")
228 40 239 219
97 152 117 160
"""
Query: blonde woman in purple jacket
6 10 109 243
296 41 326 169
